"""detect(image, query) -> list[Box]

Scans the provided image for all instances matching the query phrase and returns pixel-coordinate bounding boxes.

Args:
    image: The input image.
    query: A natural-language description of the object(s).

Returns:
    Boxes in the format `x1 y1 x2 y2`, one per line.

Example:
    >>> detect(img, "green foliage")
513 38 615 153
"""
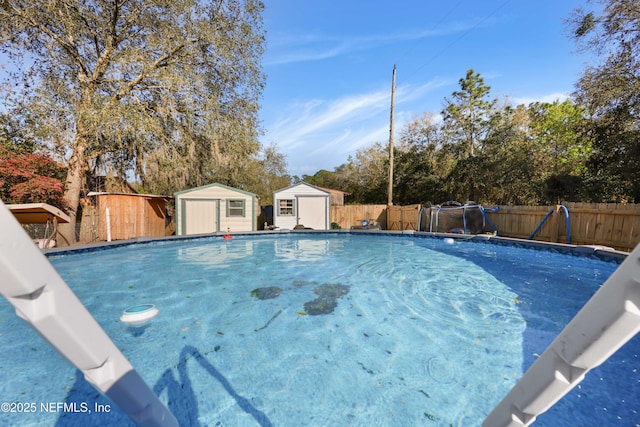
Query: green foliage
575 12 596 38
303 169 345 190
442 69 496 160
393 112 449 204
242 143 291 205
570 0 640 201
542 174 583 203
294 5 640 206
581 112 640 202
480 105 540 204
348 143 389 204
302 144 389 204
0 0 267 229
317 71 603 206
0 86 45 154
528 100 592 176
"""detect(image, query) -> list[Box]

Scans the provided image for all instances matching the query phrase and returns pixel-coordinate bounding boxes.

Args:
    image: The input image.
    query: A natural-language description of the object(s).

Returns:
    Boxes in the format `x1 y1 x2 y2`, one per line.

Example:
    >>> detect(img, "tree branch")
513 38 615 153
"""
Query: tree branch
6 2 91 80
113 41 193 100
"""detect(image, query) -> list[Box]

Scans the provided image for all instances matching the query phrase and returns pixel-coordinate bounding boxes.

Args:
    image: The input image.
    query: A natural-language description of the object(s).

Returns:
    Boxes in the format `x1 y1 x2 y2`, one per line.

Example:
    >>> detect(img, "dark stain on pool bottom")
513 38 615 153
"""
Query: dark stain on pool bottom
250 283 350 316
303 283 350 315
250 286 282 300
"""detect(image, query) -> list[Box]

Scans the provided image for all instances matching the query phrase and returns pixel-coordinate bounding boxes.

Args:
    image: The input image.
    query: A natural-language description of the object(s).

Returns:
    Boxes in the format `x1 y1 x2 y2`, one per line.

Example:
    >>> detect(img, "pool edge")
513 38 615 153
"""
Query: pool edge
43 229 630 262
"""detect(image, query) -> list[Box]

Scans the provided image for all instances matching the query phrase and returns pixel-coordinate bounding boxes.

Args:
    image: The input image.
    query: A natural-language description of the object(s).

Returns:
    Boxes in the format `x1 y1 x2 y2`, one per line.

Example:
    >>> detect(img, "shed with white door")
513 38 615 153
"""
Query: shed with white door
174 183 258 235
273 182 330 230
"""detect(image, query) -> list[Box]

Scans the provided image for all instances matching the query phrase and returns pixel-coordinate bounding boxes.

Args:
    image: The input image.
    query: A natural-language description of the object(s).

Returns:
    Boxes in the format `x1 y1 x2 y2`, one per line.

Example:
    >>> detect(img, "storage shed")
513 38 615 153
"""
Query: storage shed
174 183 258 235
316 186 350 206
273 182 330 230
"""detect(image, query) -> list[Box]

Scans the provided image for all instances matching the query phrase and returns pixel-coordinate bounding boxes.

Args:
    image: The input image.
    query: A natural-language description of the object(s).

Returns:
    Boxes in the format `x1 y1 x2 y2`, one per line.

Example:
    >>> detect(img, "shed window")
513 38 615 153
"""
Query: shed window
278 199 294 216
227 199 245 217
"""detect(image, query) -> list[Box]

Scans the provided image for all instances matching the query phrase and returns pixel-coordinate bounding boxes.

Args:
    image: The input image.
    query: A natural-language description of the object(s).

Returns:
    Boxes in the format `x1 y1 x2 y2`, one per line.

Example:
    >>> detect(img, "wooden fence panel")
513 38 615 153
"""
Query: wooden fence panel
488 205 563 241
349 202 639 251
79 194 168 243
486 203 640 251
560 202 640 250
387 204 421 230
330 204 387 230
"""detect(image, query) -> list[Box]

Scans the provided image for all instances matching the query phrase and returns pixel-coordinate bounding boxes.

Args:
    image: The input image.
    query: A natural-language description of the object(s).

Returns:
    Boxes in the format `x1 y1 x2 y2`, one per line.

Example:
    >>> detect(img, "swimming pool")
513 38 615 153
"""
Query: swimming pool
0 233 637 426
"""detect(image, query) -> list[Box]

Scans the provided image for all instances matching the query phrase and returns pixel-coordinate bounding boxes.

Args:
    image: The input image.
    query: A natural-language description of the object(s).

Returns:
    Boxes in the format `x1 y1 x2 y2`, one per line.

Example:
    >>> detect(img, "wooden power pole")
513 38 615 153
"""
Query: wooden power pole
388 64 396 206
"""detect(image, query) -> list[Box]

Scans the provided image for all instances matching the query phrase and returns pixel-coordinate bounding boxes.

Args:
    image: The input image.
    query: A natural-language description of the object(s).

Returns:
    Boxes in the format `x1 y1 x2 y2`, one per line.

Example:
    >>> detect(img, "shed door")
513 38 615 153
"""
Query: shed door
184 199 218 235
297 196 327 230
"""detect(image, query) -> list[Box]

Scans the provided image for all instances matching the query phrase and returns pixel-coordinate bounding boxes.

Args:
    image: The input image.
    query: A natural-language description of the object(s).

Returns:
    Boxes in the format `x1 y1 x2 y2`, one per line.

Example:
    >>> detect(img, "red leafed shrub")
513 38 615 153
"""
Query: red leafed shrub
0 145 67 208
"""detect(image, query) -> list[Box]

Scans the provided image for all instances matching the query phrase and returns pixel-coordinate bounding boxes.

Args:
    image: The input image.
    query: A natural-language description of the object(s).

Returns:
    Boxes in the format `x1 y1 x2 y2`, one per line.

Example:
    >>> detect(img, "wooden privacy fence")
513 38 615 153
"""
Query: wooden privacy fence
74 197 639 251
336 203 639 252
330 204 387 229
486 202 640 252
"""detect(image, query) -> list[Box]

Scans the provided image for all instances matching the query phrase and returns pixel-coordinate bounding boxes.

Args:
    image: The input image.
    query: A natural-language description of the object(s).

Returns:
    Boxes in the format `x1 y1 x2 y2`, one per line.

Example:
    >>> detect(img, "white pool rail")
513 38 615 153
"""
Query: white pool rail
0 200 177 427
484 243 640 426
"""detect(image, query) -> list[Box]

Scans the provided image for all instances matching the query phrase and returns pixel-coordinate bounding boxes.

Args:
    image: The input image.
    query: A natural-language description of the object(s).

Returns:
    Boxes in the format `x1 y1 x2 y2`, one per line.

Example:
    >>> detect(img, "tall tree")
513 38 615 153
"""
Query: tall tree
324 143 388 204
394 113 449 204
441 69 496 201
528 100 591 176
442 69 496 158
569 0 640 201
302 169 342 189
0 0 266 242
244 143 291 205
350 143 389 204
478 104 539 204
527 100 592 202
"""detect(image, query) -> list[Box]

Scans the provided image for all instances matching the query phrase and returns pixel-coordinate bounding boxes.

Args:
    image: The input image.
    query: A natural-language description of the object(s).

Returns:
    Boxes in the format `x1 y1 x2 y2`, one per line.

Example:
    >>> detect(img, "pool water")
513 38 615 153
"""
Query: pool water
0 234 637 426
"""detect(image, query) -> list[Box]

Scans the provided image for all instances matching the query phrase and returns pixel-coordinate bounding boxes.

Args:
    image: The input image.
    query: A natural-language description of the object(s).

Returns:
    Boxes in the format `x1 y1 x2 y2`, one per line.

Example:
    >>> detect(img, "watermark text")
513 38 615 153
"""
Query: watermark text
0 401 111 414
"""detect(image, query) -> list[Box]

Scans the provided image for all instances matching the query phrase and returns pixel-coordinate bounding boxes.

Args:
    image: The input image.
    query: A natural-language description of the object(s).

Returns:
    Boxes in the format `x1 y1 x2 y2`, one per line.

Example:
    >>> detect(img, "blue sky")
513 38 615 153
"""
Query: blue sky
260 0 595 177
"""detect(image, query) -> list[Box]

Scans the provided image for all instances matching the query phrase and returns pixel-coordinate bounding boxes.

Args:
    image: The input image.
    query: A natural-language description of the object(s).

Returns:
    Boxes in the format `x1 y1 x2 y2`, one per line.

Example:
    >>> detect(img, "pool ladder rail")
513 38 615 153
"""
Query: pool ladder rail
0 200 178 427
483 242 640 426
527 204 571 244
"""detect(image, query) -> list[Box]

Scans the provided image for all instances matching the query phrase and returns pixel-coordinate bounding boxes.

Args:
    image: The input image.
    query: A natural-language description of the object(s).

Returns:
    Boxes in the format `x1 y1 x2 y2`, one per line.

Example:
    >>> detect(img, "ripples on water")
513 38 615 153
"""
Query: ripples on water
0 234 633 426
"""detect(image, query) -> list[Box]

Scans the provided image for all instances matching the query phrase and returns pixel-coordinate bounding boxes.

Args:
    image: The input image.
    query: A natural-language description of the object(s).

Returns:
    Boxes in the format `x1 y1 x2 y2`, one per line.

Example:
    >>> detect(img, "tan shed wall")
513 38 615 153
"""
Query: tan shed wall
79 194 168 242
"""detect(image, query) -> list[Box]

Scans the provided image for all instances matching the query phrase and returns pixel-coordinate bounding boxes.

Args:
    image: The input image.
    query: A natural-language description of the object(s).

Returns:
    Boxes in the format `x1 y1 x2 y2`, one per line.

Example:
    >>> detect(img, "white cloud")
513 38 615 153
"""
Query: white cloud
268 88 391 151
510 92 571 106
263 78 449 175
338 124 389 153
266 44 349 66
265 22 480 66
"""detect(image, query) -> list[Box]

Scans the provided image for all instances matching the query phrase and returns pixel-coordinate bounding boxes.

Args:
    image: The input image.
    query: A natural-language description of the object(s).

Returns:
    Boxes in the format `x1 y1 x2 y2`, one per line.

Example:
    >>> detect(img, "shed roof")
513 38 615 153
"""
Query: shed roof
315 185 351 196
274 182 330 195
86 192 172 200
173 182 257 198
7 203 71 224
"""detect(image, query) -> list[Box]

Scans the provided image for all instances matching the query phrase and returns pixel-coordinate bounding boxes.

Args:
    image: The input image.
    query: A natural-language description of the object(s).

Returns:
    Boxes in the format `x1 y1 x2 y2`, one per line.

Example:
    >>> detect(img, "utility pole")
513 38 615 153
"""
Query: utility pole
388 64 396 206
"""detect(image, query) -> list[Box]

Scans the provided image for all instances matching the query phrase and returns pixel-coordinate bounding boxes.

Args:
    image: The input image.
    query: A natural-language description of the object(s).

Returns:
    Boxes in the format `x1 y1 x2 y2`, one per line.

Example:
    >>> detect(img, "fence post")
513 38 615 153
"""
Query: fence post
550 205 561 243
